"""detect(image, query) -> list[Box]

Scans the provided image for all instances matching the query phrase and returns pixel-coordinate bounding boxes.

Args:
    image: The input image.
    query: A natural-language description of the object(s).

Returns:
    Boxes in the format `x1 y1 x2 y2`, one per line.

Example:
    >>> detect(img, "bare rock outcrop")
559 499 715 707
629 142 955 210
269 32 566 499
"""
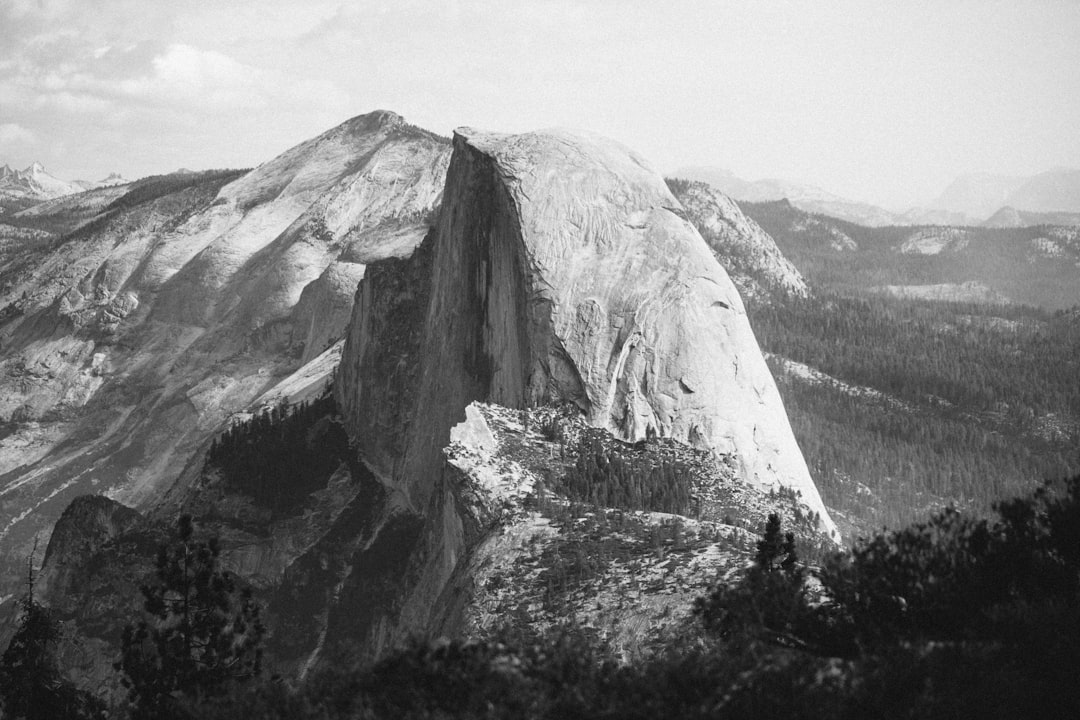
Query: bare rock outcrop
337 127 836 538
36 495 144 613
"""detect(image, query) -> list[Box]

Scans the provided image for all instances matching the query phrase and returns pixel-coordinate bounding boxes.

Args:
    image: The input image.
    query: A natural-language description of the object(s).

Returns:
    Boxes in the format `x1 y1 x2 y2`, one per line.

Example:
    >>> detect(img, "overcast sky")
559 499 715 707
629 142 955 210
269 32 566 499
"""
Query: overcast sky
2 0 1078 208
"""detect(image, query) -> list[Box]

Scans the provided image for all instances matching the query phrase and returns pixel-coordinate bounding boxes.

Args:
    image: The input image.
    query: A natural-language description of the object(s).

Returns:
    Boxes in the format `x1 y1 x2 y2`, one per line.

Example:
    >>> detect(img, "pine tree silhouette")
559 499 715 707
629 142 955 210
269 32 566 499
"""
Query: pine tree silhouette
0 547 104 720
116 515 265 720
755 513 786 572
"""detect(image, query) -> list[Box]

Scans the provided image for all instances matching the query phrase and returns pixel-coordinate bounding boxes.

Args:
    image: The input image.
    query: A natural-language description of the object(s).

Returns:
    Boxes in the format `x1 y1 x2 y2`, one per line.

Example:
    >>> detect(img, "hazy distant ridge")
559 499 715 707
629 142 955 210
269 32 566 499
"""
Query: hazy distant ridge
675 166 1080 228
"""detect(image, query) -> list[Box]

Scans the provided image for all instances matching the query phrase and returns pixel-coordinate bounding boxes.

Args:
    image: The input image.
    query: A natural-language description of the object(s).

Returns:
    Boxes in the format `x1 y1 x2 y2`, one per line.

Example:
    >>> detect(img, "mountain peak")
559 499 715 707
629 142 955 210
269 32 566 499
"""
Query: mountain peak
982 205 1022 228
96 172 129 186
222 108 449 213
340 109 406 133
369 108 404 124
0 160 79 205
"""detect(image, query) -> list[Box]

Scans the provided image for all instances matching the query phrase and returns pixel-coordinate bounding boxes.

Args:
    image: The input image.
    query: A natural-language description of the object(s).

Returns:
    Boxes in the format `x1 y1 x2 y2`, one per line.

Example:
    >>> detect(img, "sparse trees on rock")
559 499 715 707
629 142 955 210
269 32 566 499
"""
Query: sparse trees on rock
696 512 812 651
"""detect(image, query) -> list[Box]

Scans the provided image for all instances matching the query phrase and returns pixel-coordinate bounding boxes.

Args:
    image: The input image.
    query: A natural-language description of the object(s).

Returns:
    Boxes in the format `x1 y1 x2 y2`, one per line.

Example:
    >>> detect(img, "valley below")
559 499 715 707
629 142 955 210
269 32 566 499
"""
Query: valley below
731 198 1080 536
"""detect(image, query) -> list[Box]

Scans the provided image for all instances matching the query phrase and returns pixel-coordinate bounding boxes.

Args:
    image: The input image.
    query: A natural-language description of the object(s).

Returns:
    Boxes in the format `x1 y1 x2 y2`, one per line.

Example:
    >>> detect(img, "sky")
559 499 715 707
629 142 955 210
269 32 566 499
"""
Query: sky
1 0 1079 209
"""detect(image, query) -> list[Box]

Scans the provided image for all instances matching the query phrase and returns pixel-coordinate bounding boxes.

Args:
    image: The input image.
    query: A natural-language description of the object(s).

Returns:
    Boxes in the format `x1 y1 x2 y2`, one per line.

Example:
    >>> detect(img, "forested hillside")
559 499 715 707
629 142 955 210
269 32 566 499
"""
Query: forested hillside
755 300 1080 534
732 199 1080 537
205 392 351 515
751 296 1079 418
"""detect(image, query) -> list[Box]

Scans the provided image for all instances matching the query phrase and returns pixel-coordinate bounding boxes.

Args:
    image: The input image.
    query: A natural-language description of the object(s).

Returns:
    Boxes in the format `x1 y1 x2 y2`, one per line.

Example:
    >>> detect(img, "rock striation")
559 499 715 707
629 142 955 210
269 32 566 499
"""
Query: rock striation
337 127 836 537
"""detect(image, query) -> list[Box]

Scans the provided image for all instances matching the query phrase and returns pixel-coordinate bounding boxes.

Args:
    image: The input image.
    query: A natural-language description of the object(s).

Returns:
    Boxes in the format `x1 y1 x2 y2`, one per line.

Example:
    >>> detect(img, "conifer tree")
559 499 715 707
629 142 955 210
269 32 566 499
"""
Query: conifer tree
117 514 265 720
755 513 786 572
780 530 799 573
0 551 104 720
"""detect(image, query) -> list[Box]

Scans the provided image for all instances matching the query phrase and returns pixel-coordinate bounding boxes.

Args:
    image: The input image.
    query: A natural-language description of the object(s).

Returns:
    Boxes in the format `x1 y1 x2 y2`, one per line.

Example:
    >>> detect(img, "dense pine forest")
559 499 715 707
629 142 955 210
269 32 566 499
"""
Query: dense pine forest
751 296 1080 417
556 430 694 516
205 392 350 515
747 294 1079 535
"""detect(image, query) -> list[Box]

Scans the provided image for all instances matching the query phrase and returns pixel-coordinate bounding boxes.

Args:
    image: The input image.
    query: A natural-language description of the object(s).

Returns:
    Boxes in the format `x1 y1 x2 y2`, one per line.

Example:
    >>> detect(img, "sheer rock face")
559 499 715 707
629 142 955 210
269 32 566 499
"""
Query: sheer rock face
337 127 837 538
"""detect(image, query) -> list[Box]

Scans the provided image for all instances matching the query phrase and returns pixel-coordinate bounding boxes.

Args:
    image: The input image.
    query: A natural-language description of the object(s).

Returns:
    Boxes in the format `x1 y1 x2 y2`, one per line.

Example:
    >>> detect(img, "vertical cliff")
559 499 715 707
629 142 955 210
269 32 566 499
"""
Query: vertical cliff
337 126 836 538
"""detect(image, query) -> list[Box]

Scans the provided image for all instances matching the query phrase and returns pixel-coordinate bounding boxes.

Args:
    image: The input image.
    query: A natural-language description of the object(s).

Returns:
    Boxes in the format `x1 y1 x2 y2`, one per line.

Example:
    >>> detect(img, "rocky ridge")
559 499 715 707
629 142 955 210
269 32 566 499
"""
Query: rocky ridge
0 163 131 217
982 205 1080 228
666 178 809 299
431 403 827 651
672 165 900 227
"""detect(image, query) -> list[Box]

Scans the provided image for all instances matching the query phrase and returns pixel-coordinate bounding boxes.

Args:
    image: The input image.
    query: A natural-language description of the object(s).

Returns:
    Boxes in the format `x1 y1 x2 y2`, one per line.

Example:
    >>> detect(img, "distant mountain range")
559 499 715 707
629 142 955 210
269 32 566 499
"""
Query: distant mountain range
929 170 1080 219
926 172 1026 220
673 166 1080 228
1002 169 1080 213
671 166 900 227
982 205 1080 228
0 162 129 215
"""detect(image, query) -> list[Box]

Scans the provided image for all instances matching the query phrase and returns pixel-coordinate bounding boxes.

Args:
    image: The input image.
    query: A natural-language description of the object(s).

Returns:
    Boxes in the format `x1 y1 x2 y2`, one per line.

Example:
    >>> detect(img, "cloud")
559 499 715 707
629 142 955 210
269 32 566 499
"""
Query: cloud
175 0 341 46
0 40 266 115
0 122 36 144
118 44 262 107
39 91 115 114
